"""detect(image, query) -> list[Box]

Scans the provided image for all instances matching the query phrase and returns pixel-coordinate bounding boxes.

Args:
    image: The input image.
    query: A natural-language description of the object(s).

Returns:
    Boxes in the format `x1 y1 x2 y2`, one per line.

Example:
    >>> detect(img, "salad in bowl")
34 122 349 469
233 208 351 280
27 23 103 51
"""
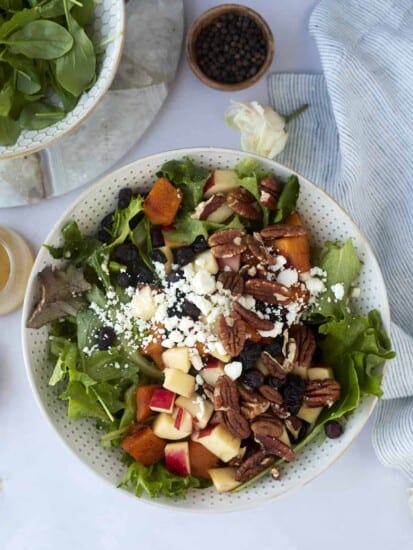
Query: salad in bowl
23 149 394 508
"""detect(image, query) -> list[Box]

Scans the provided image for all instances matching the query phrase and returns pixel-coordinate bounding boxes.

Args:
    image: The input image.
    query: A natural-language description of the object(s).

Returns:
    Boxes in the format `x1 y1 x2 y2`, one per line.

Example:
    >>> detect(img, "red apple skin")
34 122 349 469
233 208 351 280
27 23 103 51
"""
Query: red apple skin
164 443 190 476
217 254 241 271
198 424 216 438
204 358 221 369
174 406 184 429
203 174 215 194
149 388 175 413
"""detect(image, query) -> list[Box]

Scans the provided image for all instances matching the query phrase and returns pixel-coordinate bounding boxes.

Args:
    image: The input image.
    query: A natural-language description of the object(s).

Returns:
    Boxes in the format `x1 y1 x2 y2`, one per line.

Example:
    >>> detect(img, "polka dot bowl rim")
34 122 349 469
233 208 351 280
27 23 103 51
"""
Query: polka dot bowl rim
0 0 125 160
21 147 391 512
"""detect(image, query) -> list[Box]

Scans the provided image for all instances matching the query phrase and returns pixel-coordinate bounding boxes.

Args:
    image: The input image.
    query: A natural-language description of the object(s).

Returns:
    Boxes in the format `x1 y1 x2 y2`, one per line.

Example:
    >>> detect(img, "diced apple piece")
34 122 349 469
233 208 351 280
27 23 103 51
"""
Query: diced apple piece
149 388 176 414
278 426 292 447
208 467 241 492
203 169 240 198
197 424 241 462
297 404 323 424
131 286 157 320
162 347 191 373
175 394 214 429
199 358 225 385
163 368 195 398
164 442 191 476
173 406 192 432
136 384 160 422
192 250 219 274
152 412 192 440
206 202 233 223
208 347 232 363
292 364 308 380
217 254 241 272
307 367 334 380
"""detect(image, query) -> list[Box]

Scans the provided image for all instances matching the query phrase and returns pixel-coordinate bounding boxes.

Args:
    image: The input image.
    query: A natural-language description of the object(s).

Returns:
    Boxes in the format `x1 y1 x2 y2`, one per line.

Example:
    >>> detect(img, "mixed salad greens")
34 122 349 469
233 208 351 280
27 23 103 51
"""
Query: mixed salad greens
27 157 395 498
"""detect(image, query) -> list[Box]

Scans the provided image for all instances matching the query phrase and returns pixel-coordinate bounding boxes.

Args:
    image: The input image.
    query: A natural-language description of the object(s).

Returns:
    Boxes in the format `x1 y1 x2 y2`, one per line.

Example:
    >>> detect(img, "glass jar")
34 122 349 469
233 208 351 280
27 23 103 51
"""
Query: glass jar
0 227 33 315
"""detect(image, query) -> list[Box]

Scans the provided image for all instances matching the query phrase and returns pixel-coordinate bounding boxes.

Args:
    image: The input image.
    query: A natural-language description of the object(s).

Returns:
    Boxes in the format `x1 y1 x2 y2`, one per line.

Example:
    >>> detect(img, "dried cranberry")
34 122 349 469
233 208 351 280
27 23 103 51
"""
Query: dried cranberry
97 326 116 350
118 187 133 209
324 421 343 439
280 374 305 415
241 368 265 389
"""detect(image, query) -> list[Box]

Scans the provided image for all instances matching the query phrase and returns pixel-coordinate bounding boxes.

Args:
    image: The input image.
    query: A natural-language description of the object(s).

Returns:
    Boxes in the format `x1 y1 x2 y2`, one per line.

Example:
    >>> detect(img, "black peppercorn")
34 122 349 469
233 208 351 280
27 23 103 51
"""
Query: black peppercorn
194 12 268 85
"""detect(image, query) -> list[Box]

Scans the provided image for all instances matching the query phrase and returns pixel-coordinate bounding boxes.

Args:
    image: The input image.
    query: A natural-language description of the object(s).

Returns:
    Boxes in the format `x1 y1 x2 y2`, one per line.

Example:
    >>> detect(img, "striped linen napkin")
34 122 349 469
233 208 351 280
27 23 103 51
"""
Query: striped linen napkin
268 0 413 481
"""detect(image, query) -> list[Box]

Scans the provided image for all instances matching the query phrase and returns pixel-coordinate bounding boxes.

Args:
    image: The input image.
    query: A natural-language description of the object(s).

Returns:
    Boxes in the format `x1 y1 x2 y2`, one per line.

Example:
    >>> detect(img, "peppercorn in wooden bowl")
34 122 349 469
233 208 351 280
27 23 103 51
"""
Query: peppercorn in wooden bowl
186 4 274 91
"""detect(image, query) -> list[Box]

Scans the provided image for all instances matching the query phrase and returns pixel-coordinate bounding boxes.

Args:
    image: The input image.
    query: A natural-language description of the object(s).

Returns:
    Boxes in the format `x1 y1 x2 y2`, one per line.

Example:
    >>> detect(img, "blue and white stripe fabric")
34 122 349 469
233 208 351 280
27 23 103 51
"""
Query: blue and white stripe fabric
268 0 413 480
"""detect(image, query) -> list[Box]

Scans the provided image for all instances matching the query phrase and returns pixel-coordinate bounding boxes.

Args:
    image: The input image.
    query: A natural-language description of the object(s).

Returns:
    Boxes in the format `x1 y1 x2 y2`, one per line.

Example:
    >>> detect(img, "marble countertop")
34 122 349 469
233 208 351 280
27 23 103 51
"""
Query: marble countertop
1 1 411 548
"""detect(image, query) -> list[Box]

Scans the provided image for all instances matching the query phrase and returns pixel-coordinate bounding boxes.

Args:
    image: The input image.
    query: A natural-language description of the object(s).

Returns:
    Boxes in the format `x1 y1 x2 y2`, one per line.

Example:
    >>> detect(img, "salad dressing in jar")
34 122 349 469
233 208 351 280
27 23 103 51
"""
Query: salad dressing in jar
0 227 33 316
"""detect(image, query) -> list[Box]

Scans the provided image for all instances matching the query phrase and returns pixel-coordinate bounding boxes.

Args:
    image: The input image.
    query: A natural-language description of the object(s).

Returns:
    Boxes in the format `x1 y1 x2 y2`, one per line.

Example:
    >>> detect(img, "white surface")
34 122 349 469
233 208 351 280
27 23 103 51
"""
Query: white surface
0 0 411 546
22 147 390 511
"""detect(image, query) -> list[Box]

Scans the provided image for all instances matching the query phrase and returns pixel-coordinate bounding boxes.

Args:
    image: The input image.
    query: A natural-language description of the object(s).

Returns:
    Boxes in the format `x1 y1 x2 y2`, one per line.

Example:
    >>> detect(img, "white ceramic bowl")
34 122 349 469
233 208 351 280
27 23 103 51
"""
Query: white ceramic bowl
0 0 125 160
22 148 390 511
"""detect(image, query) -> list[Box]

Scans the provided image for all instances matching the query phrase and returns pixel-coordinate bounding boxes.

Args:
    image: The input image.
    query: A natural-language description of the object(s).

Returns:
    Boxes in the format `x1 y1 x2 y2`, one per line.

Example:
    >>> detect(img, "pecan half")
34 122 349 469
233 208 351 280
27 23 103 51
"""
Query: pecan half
232 301 273 331
214 375 240 411
304 379 341 407
270 403 291 419
289 325 316 369
259 177 282 210
251 416 284 439
216 314 246 357
260 352 288 379
244 278 294 305
217 271 244 296
254 433 296 462
208 228 246 258
223 410 251 439
235 450 274 482
245 233 276 265
226 188 262 220
238 384 270 419
260 224 308 240
258 384 283 405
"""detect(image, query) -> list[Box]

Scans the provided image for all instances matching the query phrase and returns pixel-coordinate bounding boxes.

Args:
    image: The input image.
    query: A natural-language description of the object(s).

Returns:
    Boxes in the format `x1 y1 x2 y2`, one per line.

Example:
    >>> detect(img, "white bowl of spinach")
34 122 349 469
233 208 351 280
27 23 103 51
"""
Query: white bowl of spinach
0 0 124 159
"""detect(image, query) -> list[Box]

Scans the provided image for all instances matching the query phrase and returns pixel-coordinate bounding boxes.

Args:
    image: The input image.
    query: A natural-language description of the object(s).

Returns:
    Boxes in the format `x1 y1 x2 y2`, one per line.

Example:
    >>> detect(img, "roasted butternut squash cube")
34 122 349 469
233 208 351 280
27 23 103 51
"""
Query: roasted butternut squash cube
143 177 182 225
120 424 166 465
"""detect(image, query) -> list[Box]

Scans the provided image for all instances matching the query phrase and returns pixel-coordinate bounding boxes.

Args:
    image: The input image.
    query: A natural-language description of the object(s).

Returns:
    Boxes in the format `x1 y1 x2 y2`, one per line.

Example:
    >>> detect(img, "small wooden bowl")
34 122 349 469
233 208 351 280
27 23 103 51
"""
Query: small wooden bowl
186 4 274 92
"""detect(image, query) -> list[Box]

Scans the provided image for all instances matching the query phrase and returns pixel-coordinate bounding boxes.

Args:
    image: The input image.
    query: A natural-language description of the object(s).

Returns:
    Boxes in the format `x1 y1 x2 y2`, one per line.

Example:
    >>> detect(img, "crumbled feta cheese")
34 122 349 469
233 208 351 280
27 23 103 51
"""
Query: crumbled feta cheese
331 283 345 301
191 270 216 295
277 268 298 287
224 361 243 380
351 287 361 298
190 348 203 371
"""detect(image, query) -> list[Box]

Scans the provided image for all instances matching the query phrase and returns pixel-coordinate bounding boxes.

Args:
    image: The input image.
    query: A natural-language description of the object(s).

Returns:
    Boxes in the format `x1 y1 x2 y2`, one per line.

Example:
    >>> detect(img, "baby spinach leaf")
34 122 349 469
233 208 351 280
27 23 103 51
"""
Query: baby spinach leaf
0 8 39 39
0 115 20 144
0 76 14 116
0 0 24 10
6 55 43 95
37 0 68 19
3 20 74 59
273 175 299 223
19 100 65 129
55 0 96 97
72 0 94 26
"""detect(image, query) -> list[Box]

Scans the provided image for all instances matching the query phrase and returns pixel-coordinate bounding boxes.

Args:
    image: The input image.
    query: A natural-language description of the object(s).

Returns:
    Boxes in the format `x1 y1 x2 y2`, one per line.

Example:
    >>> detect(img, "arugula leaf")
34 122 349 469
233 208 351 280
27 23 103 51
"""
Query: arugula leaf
109 195 144 248
157 157 210 211
273 175 299 223
309 240 362 319
119 461 209 499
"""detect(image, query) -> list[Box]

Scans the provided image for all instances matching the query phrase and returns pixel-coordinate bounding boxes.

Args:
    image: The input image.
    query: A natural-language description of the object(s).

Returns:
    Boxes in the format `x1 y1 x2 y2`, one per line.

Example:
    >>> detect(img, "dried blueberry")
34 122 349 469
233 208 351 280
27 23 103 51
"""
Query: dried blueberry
173 246 196 266
150 226 165 248
101 213 114 228
264 337 283 358
116 271 134 288
181 299 201 320
238 341 262 370
240 368 264 389
324 420 343 439
280 374 305 415
267 376 284 389
118 187 133 209
97 326 116 350
97 227 112 243
114 243 140 264
129 212 143 230
151 248 167 264
135 265 154 284
191 235 209 253
166 270 183 284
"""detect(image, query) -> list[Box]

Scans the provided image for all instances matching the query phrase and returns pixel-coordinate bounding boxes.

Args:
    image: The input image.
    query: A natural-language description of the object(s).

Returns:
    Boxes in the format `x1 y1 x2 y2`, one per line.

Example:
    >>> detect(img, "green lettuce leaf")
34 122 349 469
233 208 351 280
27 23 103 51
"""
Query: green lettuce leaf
165 212 245 244
45 220 100 265
311 239 363 319
119 461 209 498
158 157 210 211
273 175 299 223
109 195 144 249
131 216 153 271
235 157 260 177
